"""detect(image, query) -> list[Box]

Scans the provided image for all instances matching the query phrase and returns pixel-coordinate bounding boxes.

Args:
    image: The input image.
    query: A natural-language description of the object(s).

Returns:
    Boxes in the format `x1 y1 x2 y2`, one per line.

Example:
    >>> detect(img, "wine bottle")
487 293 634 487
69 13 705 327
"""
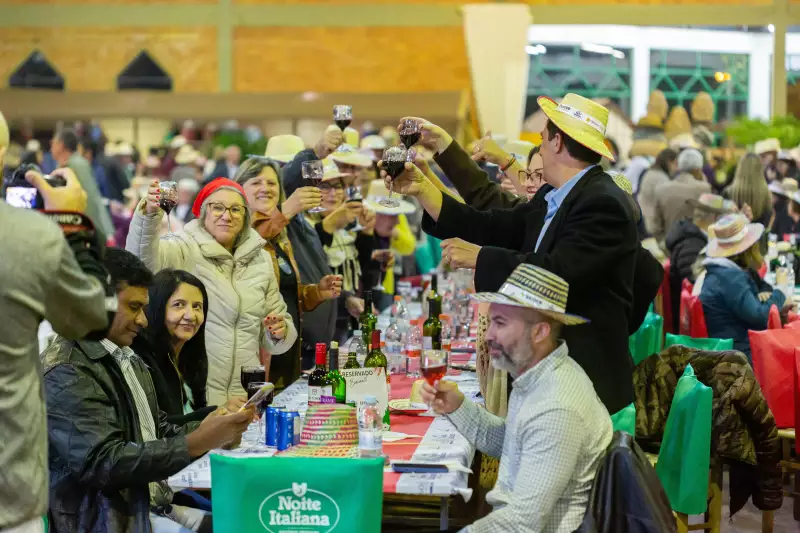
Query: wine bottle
308 343 334 405
327 341 346 403
359 290 378 349
344 348 361 369
363 330 391 429
423 298 443 351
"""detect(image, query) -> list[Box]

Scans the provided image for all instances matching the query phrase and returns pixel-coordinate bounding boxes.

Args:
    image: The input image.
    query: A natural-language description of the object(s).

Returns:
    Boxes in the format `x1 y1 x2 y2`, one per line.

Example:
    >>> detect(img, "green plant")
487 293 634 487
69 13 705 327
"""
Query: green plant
212 131 267 159
725 116 800 149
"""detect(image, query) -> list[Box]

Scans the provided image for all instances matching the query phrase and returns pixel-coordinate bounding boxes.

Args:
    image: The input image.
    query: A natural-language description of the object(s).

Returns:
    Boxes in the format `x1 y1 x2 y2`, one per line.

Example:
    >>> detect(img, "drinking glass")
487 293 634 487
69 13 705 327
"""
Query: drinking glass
240 365 266 394
380 146 406 208
301 160 326 213
345 184 365 232
421 350 449 386
371 249 393 292
399 119 421 161
246 381 271 443
158 181 178 237
333 105 352 132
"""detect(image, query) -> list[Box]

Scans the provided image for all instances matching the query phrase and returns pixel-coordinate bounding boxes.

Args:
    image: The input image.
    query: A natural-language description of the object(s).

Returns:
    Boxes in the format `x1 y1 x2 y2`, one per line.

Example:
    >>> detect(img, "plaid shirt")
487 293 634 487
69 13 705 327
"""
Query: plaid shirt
448 341 612 533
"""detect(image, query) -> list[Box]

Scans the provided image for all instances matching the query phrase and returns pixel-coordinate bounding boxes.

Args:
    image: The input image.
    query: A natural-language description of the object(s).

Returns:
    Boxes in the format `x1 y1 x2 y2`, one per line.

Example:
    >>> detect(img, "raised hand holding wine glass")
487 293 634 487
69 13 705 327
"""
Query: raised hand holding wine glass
397 116 453 154
379 146 407 208
301 160 326 213
158 180 178 236
345 184 365 232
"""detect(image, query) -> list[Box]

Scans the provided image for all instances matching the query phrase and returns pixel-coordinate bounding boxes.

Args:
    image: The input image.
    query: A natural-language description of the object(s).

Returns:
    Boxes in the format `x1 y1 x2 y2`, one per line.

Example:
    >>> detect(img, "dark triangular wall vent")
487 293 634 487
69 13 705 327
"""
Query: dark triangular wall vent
117 50 172 91
9 50 65 90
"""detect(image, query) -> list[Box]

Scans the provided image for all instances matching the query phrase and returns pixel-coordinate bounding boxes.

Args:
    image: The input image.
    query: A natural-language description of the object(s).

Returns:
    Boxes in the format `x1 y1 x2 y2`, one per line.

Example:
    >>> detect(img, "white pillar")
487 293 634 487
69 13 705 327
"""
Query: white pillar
749 38 772 119
462 3 532 140
631 39 651 123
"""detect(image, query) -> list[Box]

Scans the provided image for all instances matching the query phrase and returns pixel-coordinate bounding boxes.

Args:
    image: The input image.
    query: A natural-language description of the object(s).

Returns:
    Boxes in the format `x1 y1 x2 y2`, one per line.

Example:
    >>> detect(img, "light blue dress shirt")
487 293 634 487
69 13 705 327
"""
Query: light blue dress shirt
534 165 596 252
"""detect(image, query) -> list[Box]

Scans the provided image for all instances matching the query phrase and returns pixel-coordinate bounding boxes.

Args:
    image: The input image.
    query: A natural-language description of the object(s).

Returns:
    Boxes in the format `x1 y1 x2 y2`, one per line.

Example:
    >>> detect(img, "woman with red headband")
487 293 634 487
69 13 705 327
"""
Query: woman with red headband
126 177 297 404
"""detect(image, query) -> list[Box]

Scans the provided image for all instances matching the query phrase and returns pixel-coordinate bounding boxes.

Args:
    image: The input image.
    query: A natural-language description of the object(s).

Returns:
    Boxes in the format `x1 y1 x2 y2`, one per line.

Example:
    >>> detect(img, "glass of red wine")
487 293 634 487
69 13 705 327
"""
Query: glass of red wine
333 105 352 132
380 145 406 208
399 119 421 162
302 160 326 213
345 184 365 232
158 181 178 237
421 350 449 386
241 365 266 395
371 249 393 292
246 381 271 440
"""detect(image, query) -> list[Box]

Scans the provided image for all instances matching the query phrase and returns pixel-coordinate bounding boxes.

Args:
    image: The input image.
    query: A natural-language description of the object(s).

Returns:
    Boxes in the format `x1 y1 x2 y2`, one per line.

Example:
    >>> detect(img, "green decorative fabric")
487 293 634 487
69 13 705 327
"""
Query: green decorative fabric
629 312 664 366
610 403 636 438
663 333 733 352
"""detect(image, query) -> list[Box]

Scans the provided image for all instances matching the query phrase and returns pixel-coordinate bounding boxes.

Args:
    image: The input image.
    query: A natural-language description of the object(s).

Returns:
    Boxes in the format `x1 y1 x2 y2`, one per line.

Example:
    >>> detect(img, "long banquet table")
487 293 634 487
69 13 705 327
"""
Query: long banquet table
168 351 481 530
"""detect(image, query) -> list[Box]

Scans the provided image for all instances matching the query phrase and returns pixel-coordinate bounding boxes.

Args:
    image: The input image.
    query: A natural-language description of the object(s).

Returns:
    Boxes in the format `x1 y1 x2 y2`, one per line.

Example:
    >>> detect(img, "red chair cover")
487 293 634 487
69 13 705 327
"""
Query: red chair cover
768 305 782 330
749 328 800 428
679 288 708 338
660 259 674 335
794 348 800 453
682 279 694 293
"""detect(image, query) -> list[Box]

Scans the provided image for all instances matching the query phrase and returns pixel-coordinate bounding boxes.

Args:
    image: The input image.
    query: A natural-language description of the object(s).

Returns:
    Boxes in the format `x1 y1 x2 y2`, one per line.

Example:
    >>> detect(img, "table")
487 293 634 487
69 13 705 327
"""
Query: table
168 354 481 530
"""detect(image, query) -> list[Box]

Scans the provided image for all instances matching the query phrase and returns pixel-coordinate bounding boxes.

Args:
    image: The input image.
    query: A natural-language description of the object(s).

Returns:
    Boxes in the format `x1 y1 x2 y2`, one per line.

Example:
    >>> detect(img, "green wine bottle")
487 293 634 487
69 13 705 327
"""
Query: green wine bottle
359 290 378 349
363 329 390 429
326 341 346 404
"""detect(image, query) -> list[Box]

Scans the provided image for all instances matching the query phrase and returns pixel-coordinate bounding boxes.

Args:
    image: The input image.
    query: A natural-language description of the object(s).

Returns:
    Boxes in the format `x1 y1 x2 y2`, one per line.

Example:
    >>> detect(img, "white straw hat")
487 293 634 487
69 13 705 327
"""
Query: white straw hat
362 180 416 215
265 135 305 164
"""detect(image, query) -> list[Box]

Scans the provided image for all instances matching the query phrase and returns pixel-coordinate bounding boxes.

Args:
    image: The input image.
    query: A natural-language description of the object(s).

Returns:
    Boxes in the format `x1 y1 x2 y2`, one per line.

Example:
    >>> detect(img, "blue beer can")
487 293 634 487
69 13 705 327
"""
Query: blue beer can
265 406 282 447
286 411 301 445
277 411 294 451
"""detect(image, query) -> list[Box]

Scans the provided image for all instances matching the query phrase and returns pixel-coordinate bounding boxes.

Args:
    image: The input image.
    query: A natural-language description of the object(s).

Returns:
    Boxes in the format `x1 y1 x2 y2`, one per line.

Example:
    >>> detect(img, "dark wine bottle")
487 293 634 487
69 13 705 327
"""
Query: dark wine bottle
326 341 346 404
363 330 390 428
308 343 334 405
359 290 377 349
423 298 442 351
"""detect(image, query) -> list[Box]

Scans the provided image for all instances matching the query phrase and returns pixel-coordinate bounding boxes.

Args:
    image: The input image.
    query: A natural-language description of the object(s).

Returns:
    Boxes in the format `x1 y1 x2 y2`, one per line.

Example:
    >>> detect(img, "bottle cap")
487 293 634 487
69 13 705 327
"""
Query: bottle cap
315 343 327 364
439 314 450 320
331 341 339 349
371 329 381 346
394 295 402 301
353 329 361 335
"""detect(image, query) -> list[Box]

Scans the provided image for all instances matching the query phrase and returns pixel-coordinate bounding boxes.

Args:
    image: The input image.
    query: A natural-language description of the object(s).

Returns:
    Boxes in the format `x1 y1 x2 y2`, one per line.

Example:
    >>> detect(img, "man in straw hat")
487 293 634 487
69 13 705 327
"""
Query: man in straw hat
387 93 639 413
421 264 612 533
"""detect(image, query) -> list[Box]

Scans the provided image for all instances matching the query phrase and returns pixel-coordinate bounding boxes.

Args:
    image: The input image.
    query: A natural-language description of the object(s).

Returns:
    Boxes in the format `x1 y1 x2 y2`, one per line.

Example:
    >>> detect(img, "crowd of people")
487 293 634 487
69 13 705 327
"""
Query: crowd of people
0 88 795 533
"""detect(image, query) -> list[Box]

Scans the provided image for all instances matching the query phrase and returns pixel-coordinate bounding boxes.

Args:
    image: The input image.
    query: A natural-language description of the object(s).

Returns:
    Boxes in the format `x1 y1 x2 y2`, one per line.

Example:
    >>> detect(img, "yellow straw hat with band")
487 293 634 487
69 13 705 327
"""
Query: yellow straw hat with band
471 264 588 326
537 93 615 162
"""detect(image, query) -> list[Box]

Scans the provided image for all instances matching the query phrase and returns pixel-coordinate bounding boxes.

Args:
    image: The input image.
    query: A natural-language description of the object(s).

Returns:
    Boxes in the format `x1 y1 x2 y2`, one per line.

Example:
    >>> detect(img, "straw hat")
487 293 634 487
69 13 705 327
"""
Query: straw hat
629 138 668 158
669 132 701 151
504 140 535 163
331 143 372 168
174 144 198 165
664 106 692 140
769 181 786 196
689 193 737 214
691 92 715 124
177 178 200 193
537 93 615 161
169 135 187 150
636 114 664 130
265 135 305 163
25 139 41 152
342 127 360 147
360 135 387 151
321 158 349 182
779 150 794 162
754 138 780 155
363 180 416 215
607 171 633 196
706 213 764 258
380 125 399 146
277 404 360 458
783 178 799 195
471 264 588 325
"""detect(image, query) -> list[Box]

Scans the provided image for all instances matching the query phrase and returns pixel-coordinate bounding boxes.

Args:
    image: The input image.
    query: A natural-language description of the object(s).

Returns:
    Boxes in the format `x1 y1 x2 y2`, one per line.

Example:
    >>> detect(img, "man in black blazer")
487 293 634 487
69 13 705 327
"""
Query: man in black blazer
385 95 638 413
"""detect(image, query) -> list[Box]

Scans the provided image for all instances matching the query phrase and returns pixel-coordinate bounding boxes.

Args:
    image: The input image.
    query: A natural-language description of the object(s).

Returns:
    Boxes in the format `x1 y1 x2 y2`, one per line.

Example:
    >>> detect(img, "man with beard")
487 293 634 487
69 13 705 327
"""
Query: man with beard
421 264 612 533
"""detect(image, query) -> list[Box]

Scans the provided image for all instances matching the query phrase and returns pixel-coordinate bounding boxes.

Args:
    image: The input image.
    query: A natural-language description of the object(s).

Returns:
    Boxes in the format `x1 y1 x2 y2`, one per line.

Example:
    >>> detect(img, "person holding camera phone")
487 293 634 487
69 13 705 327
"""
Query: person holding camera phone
0 111 115 533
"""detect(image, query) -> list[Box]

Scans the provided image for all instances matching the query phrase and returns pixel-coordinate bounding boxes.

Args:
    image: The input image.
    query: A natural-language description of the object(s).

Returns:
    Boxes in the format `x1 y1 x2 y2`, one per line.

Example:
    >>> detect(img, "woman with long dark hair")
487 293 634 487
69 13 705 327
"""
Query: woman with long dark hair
133 269 244 425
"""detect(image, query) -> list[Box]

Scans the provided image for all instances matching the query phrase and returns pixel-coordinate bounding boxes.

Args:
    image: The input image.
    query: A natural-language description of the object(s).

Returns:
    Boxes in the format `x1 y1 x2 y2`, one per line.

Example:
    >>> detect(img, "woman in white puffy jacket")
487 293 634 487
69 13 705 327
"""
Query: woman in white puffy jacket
126 177 297 404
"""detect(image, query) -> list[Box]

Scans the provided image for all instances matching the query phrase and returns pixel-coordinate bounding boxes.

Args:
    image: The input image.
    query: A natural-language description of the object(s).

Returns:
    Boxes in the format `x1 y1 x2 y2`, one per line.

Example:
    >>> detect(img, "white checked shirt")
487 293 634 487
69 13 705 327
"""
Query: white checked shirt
101 339 172 506
448 341 612 533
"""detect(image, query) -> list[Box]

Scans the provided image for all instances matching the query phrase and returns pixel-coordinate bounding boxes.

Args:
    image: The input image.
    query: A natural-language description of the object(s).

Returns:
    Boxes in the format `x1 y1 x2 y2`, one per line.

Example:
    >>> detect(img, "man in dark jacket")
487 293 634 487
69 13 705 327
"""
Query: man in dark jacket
388 94 638 414
42 248 253 533
664 193 736 331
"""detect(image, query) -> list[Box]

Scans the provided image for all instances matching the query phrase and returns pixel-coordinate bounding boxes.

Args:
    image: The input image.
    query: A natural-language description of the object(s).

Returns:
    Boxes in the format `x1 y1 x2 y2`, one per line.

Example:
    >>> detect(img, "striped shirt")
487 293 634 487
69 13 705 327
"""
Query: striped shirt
449 341 612 533
101 339 172 506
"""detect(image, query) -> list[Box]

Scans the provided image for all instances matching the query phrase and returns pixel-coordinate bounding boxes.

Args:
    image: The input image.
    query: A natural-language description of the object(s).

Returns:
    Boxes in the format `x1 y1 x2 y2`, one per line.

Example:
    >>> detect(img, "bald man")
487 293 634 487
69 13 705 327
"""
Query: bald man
0 111 112 533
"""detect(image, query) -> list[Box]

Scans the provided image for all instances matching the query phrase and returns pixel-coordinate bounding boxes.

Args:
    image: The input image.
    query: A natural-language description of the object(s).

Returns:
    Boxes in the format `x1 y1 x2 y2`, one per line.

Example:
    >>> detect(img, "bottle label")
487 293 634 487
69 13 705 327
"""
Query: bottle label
308 386 332 404
358 430 382 450
423 336 432 350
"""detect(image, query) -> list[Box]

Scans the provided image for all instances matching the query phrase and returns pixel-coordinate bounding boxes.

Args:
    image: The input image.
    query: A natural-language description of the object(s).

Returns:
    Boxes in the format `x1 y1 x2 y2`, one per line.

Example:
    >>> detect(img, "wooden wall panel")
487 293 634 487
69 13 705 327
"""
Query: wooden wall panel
0 0 214 4
233 26 469 93
0 27 217 93
523 0 769 3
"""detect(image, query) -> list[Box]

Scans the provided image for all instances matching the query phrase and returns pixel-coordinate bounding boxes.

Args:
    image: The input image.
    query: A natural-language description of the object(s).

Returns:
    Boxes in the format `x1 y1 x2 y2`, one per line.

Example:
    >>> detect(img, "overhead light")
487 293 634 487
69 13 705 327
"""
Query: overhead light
580 43 625 59
525 44 547 56
768 24 775 33
301 91 319 102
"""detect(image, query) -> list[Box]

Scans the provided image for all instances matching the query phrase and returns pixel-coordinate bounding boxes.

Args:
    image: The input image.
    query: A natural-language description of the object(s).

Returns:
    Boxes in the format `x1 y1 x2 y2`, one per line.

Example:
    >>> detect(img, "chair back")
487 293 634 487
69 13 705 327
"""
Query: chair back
749 328 800 429
663 333 732 352
679 289 708 338
660 259 675 334
629 312 664 366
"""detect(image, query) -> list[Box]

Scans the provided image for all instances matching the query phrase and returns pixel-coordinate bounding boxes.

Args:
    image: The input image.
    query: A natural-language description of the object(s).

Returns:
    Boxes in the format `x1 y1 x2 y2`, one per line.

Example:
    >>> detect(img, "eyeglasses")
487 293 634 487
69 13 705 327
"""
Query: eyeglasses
518 168 544 187
319 182 344 192
207 202 247 219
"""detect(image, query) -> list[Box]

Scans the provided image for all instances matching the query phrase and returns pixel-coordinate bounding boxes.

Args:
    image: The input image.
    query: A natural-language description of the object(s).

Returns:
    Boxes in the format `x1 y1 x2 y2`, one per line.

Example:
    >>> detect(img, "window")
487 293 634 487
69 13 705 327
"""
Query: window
117 51 172 91
525 44 632 117
650 50 748 121
9 50 64 90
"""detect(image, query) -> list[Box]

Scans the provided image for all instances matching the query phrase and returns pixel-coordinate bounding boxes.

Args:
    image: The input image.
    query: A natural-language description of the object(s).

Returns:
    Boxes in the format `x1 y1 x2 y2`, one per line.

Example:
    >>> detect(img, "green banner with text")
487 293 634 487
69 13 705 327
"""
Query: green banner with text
210 455 384 533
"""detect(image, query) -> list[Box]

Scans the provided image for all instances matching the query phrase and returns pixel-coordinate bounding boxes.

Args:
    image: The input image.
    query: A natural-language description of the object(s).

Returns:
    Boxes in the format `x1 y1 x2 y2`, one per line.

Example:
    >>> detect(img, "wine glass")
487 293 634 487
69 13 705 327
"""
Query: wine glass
302 161 326 213
240 365 266 393
158 181 178 237
380 145 406 208
421 350 449 386
371 249 393 292
345 184 365 232
399 119 421 161
333 105 352 132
